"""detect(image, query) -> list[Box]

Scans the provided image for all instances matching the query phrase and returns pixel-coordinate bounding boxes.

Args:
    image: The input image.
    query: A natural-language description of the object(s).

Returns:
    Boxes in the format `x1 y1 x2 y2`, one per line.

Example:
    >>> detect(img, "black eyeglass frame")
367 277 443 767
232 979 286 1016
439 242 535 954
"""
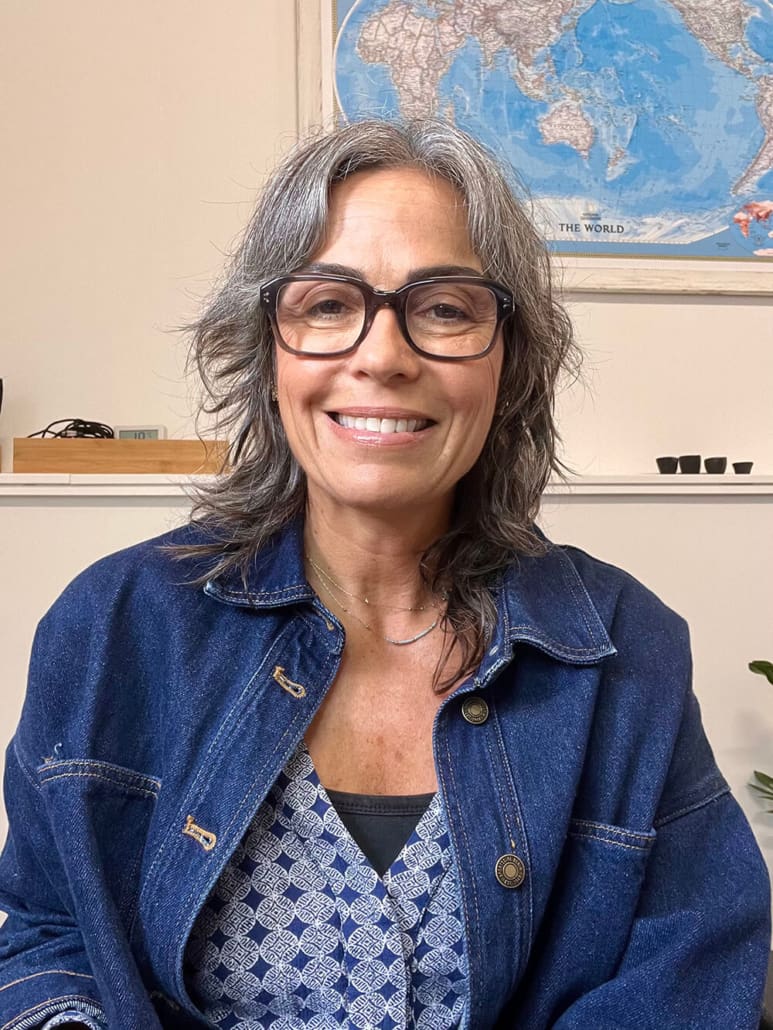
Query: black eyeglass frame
259 273 516 362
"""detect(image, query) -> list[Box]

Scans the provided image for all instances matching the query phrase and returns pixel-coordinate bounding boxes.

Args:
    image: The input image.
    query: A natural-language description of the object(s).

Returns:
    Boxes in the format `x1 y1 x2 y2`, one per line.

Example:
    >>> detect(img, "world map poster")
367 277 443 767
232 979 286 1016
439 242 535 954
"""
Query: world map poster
333 0 773 263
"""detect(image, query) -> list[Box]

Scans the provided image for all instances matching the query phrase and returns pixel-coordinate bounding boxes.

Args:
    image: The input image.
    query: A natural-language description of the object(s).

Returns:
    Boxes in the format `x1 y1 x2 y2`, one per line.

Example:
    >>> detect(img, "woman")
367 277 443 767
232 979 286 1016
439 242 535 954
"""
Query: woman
0 120 769 1029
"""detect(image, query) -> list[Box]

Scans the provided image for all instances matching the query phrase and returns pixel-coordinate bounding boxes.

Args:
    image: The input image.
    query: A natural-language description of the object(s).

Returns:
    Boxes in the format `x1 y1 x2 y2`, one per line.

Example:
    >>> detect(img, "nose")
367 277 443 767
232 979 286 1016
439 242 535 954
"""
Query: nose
349 304 422 381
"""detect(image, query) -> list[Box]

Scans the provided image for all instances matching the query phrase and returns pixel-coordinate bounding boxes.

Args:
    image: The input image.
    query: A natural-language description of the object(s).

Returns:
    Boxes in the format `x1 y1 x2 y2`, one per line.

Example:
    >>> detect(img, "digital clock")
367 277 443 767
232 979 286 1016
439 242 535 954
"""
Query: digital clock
114 425 167 441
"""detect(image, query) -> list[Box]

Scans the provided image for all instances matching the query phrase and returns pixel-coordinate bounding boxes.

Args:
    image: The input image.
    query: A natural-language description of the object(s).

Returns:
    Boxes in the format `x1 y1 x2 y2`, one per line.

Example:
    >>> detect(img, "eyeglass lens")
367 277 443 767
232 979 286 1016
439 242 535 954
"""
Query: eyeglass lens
275 279 499 357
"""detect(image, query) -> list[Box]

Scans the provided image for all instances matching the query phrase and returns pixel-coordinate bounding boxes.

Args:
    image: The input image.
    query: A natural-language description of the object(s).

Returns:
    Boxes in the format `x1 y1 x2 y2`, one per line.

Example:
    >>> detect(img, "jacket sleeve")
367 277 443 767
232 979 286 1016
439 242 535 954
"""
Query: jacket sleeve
0 598 108 1029
553 689 771 1030
0 739 107 1030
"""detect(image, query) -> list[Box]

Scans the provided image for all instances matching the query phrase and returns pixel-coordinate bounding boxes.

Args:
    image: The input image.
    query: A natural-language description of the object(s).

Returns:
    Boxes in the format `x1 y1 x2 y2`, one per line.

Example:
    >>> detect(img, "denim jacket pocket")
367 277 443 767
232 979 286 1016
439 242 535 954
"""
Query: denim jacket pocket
526 818 657 1002
36 758 161 929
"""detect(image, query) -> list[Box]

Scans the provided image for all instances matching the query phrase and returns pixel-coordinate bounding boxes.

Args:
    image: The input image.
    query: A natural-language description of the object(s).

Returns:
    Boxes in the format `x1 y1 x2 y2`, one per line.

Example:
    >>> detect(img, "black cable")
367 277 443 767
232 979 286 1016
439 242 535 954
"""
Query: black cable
27 419 114 439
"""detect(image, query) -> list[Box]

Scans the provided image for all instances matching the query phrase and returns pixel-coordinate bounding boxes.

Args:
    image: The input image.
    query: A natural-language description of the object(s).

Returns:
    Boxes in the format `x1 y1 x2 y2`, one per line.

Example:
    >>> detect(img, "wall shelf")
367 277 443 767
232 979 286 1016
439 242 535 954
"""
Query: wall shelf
1 473 772 499
547 474 773 497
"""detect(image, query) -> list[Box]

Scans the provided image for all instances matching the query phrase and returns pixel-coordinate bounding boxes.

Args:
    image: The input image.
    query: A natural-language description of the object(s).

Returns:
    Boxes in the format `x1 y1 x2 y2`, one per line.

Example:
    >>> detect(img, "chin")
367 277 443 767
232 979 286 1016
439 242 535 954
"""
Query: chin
311 477 451 521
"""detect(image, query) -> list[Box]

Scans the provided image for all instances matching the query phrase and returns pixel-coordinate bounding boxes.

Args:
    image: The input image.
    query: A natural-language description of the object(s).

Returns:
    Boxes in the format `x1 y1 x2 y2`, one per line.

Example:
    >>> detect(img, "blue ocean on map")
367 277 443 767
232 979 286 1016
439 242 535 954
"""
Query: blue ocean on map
334 0 773 259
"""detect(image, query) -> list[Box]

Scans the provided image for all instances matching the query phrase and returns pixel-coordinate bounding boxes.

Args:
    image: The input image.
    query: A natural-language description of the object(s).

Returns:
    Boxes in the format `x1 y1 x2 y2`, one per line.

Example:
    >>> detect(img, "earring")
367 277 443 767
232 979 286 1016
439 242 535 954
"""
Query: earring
270 383 278 402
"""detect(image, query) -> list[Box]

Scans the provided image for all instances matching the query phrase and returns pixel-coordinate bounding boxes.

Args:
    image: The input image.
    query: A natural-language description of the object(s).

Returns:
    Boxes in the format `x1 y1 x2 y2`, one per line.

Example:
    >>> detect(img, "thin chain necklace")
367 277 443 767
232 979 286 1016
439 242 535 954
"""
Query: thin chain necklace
306 554 445 612
307 559 443 646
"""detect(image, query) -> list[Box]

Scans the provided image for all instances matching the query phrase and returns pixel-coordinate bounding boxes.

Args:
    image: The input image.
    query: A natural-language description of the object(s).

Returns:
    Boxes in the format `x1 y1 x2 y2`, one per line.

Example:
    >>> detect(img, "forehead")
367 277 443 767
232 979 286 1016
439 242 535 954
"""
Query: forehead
315 167 480 277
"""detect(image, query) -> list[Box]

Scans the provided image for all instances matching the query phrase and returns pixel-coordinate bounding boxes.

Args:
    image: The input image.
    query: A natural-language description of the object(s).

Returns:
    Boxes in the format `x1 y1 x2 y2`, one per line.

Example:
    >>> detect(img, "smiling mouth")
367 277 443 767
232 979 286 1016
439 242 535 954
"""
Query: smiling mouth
331 414 432 433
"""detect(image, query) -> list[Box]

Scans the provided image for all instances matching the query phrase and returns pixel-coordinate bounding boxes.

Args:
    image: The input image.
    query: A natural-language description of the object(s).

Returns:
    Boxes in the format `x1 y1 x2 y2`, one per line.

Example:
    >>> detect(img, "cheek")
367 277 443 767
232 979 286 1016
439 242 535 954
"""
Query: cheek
466 353 503 417
275 352 318 415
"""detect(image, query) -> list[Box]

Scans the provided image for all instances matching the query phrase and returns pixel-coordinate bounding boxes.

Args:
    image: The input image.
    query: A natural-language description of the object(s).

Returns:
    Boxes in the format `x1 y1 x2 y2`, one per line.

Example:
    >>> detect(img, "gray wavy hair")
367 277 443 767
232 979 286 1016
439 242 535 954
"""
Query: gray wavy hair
179 119 580 690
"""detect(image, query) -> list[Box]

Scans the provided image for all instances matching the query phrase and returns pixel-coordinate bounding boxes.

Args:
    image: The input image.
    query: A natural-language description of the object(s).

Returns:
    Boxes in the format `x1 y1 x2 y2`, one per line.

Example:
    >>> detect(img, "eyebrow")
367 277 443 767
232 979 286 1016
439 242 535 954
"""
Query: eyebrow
297 261 486 282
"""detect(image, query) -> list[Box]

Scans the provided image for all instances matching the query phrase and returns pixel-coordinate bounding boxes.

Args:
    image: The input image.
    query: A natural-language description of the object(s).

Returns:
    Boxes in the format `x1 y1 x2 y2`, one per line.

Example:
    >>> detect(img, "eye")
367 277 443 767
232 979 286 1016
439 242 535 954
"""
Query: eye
306 296 351 319
422 301 472 322
278 281 364 326
409 284 493 329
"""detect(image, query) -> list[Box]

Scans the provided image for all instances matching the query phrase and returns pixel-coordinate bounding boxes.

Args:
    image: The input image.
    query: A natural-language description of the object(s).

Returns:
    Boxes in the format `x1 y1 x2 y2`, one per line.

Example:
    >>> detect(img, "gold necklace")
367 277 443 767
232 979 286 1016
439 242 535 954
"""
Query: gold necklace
306 554 445 612
308 562 442 646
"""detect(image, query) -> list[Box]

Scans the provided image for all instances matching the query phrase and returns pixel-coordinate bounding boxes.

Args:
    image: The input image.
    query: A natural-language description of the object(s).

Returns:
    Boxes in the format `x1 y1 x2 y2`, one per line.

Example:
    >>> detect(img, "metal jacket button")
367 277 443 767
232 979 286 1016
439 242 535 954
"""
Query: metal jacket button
461 696 489 724
495 853 526 889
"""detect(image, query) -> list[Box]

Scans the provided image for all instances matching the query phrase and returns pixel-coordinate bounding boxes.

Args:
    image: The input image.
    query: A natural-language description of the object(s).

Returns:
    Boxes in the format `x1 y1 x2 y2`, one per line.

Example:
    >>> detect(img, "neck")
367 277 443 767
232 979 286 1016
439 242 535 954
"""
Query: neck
304 498 450 610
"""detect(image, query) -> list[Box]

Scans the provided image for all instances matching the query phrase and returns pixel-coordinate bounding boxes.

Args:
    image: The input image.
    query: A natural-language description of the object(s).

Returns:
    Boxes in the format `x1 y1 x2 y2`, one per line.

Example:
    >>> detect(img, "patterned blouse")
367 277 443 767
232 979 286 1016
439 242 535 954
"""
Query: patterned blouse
184 743 469 1028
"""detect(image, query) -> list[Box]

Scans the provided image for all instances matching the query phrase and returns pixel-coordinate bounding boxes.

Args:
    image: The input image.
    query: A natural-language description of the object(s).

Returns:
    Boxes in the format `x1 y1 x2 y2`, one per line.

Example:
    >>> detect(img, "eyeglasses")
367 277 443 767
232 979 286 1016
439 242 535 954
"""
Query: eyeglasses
260 273 515 361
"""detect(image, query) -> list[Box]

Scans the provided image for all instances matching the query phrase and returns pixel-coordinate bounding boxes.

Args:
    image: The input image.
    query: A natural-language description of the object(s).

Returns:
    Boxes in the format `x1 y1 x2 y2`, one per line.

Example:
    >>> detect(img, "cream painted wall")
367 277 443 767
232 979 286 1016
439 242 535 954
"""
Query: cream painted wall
0 0 298 464
1 0 773 920
557 293 772 475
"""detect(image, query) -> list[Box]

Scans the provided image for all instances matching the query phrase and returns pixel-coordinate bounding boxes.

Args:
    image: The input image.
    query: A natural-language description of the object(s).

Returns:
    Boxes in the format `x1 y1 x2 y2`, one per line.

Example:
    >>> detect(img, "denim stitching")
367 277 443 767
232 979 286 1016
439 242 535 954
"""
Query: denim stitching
567 831 653 853
652 772 728 825
559 557 597 644
506 626 601 659
214 586 307 600
568 818 655 851
570 818 653 842
442 729 480 931
12 740 42 794
482 716 518 844
560 552 612 651
36 758 160 791
205 582 311 604
654 785 730 829
499 582 511 646
440 726 481 1026
490 704 534 955
1 995 103 1030
0 971 94 993
37 771 160 800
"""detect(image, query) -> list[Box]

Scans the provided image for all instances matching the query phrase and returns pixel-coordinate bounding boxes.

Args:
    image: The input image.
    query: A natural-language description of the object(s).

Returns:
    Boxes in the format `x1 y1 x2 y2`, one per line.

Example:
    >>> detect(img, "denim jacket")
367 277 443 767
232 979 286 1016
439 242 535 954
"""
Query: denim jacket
0 519 769 1029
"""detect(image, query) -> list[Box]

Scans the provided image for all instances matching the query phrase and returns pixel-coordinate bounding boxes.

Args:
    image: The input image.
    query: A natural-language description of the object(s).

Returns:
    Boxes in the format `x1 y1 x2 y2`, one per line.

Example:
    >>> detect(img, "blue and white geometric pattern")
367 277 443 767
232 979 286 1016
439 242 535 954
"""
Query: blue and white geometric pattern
185 743 469 1028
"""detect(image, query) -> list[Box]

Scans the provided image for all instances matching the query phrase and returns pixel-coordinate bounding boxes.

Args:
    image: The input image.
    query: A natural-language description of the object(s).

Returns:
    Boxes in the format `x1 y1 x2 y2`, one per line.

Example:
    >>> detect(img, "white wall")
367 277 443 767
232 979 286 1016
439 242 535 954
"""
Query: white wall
1 2 773 904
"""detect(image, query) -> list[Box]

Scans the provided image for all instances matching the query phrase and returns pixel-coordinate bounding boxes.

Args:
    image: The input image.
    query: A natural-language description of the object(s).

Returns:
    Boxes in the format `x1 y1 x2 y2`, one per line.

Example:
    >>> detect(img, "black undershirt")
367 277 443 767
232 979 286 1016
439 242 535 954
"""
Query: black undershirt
326 790 435 876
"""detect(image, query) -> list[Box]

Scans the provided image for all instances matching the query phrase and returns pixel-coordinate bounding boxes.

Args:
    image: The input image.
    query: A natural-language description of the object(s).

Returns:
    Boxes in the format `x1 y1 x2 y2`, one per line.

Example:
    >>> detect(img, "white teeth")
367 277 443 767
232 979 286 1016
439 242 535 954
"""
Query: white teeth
336 414 429 433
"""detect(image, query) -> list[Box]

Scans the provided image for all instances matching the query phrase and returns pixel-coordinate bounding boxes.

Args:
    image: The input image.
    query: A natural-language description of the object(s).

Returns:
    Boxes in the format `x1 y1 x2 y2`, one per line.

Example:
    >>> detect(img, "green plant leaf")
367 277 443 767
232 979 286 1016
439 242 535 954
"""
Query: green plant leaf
750 772 773 802
749 660 773 684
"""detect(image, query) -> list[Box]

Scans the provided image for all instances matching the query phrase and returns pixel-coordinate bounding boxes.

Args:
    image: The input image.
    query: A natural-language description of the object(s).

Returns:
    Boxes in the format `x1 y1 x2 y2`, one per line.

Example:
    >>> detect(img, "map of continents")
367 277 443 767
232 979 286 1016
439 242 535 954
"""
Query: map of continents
334 0 773 260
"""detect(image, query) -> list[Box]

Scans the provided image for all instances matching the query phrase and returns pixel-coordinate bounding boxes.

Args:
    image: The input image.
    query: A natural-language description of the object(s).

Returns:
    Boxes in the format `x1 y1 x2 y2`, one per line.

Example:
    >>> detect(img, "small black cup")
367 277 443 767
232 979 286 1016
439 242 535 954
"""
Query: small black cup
733 461 753 474
656 456 678 474
678 454 701 474
704 456 727 474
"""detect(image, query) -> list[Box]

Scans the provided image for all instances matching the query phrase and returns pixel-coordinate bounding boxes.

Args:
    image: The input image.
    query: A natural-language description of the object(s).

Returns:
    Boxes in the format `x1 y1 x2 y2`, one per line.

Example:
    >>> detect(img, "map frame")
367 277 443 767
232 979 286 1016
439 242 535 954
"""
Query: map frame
295 0 773 295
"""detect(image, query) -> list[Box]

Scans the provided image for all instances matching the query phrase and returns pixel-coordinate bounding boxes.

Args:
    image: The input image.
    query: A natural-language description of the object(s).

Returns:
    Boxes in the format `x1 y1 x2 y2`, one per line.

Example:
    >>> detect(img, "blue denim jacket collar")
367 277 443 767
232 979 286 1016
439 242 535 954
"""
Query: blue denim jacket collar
203 517 616 668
